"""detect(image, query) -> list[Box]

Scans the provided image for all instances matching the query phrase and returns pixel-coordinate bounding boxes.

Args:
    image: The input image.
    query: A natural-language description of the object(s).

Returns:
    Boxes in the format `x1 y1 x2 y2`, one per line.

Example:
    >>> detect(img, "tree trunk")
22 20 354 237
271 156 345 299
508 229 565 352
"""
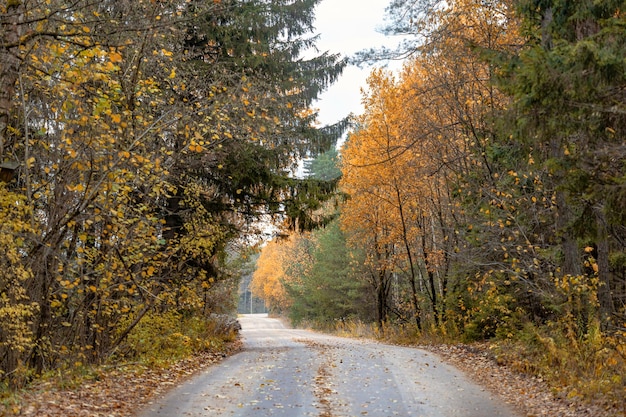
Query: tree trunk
372 232 392 331
0 1 25 160
393 183 422 330
555 191 581 276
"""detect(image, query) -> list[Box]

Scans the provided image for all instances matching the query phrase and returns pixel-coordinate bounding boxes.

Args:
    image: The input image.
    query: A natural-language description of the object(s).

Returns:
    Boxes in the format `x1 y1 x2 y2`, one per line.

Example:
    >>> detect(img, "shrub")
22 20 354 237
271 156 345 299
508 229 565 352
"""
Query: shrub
114 311 238 366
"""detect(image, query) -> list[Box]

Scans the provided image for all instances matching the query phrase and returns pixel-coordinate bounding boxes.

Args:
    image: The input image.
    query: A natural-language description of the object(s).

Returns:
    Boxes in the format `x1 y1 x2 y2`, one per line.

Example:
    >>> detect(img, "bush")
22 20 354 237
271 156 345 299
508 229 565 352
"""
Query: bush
458 279 522 342
114 311 238 366
495 318 626 406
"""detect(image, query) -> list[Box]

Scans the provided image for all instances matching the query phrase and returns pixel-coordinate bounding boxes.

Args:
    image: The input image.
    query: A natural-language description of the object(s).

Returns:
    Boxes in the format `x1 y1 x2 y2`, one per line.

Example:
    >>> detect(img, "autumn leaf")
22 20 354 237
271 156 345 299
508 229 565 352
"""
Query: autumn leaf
109 51 123 63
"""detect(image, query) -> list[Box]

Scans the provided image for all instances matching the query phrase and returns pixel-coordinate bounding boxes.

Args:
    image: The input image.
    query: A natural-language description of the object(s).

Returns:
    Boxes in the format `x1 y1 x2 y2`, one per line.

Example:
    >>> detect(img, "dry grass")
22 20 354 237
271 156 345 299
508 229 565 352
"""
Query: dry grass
494 322 626 410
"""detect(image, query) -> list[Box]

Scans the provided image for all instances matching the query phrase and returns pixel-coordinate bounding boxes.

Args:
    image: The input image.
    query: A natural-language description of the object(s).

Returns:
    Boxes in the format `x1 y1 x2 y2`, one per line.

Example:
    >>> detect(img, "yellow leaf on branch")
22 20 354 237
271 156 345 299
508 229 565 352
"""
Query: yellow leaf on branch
109 51 123 63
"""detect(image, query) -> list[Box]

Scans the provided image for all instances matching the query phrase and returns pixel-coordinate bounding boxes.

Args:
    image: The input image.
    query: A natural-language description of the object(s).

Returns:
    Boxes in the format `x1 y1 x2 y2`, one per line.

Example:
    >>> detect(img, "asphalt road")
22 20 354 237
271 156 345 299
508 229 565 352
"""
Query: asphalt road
137 314 520 417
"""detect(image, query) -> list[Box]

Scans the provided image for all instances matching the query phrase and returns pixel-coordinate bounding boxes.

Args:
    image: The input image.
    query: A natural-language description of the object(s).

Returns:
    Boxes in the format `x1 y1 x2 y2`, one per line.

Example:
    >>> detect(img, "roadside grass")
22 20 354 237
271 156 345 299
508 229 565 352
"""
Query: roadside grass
492 321 625 409
329 320 379 339
0 313 240 414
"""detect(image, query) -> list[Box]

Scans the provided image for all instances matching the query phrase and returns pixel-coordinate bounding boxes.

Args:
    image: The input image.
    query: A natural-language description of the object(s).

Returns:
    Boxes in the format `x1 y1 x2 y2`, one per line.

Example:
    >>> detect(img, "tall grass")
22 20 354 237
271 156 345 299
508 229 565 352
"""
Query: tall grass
495 319 625 406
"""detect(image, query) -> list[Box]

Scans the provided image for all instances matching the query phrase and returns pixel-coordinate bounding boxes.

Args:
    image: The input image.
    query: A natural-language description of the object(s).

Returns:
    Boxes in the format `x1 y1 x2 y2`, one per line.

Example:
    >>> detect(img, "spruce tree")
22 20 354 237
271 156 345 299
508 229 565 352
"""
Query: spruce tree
494 0 626 326
166 0 347 238
288 221 367 326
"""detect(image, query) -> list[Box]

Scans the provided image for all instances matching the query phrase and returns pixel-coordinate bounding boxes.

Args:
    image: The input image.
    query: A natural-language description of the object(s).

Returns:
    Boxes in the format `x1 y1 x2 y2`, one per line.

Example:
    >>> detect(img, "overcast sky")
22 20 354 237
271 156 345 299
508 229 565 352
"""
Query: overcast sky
312 0 403 126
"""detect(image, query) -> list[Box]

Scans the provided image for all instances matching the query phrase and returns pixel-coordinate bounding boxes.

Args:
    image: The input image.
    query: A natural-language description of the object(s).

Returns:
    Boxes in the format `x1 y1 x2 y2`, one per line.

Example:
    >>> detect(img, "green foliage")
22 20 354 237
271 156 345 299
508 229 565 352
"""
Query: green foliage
287 221 369 327
486 0 626 326
304 148 342 181
166 0 347 234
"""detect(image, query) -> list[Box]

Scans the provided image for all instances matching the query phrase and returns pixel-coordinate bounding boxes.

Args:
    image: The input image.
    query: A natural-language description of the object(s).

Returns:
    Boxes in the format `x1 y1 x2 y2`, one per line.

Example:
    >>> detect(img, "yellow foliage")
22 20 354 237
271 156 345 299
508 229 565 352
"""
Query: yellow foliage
251 234 311 313
108 51 123 63
0 185 38 378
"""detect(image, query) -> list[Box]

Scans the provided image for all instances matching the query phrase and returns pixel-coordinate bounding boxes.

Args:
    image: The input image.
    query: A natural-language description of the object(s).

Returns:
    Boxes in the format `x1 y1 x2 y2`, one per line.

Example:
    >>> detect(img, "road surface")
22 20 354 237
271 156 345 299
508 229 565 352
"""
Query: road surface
137 314 519 417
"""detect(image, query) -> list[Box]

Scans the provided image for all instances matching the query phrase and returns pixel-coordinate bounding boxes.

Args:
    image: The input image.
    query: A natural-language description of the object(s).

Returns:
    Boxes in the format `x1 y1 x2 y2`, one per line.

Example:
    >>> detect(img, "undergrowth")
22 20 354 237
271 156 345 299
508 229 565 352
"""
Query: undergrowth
493 320 626 409
0 312 239 410
330 318 459 346
113 311 238 366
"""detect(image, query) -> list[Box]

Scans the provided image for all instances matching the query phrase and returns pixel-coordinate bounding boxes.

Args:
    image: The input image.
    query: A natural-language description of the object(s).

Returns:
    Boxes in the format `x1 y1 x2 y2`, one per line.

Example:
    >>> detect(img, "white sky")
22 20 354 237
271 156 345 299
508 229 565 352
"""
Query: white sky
312 0 403 126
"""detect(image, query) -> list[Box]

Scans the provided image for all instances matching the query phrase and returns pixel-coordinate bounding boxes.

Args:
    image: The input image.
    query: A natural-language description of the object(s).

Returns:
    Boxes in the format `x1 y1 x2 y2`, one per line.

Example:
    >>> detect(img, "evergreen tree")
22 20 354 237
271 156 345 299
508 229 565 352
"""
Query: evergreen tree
153 0 348 294
288 221 368 326
165 0 347 240
303 147 342 181
492 0 626 327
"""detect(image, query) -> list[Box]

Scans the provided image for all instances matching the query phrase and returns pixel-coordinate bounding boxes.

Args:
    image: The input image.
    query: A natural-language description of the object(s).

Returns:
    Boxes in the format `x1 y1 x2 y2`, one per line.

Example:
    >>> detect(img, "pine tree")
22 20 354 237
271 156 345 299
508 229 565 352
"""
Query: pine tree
303 148 342 181
288 221 367 326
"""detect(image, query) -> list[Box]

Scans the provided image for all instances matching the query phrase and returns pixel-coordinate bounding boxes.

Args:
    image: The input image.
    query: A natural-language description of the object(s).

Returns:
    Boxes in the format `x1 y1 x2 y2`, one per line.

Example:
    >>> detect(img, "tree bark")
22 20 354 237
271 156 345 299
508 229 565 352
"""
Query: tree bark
393 182 422 330
0 1 25 160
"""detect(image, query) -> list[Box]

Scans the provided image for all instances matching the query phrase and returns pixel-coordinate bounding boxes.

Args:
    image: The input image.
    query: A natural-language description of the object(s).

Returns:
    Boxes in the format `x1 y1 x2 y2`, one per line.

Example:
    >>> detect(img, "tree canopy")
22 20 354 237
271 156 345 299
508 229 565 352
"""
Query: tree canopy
0 0 345 387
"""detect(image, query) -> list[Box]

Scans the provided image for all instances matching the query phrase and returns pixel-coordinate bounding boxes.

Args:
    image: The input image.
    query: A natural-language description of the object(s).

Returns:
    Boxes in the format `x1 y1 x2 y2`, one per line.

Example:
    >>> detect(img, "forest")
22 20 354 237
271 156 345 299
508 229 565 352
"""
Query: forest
0 0 625 411
251 0 626 408
0 0 345 391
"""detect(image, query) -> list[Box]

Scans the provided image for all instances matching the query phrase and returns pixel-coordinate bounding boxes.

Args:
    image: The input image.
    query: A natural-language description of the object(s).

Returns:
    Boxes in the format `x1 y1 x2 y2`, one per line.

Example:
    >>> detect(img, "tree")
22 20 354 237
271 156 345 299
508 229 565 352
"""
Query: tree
303 147 342 181
0 184 37 386
287 221 368 326
342 0 527 333
250 232 314 314
0 0 347 387
250 239 290 313
340 119 400 328
491 0 626 328
347 0 625 342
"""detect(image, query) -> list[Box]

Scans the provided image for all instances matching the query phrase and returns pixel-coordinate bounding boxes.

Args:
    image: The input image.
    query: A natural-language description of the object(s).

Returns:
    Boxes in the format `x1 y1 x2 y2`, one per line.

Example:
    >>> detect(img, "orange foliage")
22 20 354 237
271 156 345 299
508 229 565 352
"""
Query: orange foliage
250 233 312 313
340 0 522 323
